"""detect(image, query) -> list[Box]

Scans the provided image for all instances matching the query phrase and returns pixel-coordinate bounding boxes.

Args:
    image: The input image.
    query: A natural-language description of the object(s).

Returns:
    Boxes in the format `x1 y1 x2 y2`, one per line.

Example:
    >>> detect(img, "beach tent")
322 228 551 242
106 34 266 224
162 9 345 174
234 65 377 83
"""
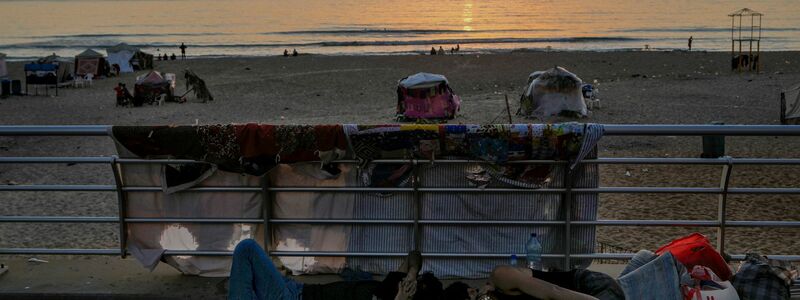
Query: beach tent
518 66 587 119
781 83 800 125
133 71 173 106
24 54 75 96
106 43 153 73
34 54 75 86
75 49 108 77
396 72 461 120
0 52 8 79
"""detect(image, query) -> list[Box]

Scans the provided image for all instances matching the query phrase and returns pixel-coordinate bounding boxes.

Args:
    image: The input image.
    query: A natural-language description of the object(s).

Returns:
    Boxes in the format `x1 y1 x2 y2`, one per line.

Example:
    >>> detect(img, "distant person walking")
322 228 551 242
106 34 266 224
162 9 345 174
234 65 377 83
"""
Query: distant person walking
688 36 693 51
179 43 187 59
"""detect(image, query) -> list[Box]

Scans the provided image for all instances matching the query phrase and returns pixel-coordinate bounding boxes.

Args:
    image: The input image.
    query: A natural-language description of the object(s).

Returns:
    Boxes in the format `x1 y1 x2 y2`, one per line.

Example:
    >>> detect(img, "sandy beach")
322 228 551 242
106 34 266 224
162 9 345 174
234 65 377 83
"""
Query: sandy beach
1 51 800 258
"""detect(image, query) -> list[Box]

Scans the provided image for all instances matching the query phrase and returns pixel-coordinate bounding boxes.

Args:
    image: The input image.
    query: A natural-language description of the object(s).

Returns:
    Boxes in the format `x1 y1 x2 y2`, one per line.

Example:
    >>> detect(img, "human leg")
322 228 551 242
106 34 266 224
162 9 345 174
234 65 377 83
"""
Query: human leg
228 239 302 300
489 265 596 300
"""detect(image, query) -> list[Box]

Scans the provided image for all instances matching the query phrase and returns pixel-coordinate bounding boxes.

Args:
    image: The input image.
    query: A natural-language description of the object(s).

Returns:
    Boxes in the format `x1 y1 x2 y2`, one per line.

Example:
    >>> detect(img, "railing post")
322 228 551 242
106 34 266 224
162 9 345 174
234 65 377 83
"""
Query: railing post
412 159 422 252
717 156 734 254
260 176 272 255
109 155 128 258
562 167 575 270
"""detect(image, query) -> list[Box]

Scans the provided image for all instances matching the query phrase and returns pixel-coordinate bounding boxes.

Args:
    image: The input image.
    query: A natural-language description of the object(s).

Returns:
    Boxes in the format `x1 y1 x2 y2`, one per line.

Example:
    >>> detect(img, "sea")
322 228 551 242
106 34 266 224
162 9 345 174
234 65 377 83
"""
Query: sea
1 0 799 60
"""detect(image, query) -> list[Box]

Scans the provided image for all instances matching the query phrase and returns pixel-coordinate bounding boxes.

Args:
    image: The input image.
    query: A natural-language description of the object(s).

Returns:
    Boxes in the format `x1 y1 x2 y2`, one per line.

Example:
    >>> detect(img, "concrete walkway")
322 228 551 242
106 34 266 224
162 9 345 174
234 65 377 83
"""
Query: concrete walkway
0 256 628 299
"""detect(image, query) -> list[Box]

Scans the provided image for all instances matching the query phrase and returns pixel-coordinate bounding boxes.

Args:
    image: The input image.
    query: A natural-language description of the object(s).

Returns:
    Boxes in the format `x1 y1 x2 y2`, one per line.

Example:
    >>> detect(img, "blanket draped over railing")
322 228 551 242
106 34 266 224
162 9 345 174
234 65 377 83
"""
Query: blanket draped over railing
112 123 602 278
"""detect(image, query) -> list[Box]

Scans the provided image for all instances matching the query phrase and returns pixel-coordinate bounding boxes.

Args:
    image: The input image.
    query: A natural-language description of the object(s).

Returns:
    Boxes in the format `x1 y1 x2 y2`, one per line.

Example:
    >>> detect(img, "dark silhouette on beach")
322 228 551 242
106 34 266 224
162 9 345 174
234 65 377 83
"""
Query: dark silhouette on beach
179 43 187 59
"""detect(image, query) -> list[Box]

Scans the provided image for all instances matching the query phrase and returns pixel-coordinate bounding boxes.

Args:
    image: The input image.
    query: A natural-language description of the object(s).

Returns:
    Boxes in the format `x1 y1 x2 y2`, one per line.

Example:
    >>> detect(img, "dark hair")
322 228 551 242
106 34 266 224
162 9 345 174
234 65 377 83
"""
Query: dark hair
414 272 443 300
443 281 471 300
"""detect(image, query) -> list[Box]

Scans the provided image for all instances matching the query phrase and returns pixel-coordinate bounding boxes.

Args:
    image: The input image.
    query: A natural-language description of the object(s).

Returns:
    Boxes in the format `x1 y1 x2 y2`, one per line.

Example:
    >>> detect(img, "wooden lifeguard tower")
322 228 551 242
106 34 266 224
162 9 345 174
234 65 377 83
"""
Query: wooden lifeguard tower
729 8 762 72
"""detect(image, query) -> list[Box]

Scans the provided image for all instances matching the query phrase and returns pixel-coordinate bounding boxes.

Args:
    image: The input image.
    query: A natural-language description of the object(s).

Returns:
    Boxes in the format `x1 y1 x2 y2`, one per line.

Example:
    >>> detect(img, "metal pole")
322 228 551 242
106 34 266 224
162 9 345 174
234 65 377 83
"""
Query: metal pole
109 156 128 258
717 157 733 254
412 159 422 252
260 176 272 255
562 167 575 269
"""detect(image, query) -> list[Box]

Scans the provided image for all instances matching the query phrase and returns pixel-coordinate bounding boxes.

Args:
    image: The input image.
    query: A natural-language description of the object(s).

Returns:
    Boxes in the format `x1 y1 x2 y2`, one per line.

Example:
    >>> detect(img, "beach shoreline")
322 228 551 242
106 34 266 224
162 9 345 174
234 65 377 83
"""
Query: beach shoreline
1 50 799 257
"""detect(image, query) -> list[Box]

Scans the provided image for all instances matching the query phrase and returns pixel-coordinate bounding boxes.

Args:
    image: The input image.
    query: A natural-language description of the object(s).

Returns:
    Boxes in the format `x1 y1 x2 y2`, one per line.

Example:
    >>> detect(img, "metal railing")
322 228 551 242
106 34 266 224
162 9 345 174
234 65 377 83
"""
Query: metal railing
2 125 800 268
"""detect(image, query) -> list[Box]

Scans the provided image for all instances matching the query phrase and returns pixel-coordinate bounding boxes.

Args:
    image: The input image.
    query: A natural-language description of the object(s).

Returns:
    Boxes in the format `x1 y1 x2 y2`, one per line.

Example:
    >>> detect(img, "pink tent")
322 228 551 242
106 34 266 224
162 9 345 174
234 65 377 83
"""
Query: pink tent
396 73 461 120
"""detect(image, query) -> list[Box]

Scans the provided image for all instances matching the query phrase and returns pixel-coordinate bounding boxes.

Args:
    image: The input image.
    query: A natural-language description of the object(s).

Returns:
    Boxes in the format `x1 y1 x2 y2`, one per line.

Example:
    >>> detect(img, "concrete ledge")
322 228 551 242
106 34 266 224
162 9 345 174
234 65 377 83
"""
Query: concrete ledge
0 256 226 300
0 256 628 299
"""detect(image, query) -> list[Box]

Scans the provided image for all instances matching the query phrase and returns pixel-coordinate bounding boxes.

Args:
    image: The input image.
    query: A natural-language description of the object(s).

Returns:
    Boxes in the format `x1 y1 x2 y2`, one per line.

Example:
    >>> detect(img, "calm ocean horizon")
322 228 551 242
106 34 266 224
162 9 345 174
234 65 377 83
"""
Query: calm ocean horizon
1 0 799 60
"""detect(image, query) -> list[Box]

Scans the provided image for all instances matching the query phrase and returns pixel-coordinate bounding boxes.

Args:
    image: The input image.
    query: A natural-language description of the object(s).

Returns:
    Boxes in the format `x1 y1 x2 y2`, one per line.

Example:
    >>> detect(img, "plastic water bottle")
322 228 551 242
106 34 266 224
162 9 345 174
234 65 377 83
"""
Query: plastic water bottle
526 233 543 270
510 253 518 266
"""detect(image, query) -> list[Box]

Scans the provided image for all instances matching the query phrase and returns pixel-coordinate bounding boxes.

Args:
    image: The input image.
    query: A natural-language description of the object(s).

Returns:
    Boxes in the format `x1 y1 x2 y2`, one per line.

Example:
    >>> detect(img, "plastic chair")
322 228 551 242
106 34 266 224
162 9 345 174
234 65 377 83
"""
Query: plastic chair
73 75 85 88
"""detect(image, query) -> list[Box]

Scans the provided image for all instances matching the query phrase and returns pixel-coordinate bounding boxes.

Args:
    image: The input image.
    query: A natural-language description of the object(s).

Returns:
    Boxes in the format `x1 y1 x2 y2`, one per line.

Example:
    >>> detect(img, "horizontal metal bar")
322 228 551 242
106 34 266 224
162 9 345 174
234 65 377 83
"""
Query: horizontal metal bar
117 158 203 164
0 216 118 223
420 220 565 225
572 220 720 226
592 157 800 165
125 218 263 224
4 125 800 137
0 125 110 136
3 217 797 229
268 187 414 192
726 220 800 227
0 248 121 255
121 186 262 192
0 185 116 192
603 125 800 136
729 254 800 261
268 219 564 225
270 219 414 224
5 157 800 166
0 157 113 164
727 187 800 194
579 187 721 193
5 185 800 195
2 248 797 261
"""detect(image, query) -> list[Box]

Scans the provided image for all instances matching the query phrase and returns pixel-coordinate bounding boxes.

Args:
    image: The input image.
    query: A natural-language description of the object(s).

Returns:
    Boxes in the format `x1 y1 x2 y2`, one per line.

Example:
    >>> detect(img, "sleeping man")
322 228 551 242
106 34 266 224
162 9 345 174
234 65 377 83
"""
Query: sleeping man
227 239 624 300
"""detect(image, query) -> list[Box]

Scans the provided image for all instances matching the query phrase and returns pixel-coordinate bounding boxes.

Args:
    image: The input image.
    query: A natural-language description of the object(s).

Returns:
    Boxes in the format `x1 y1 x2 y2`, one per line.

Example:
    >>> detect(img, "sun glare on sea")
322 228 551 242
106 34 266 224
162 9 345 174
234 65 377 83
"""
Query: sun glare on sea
463 1 473 31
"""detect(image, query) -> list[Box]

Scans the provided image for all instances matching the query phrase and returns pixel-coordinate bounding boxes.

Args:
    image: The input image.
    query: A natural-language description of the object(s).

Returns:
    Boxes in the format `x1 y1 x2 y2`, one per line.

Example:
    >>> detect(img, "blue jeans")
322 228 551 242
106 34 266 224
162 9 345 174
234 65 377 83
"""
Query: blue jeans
228 239 303 300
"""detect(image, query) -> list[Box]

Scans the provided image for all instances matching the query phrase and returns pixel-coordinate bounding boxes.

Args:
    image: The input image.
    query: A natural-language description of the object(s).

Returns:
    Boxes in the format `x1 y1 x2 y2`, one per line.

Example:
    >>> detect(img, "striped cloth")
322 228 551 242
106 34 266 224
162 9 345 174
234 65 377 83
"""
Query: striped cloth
346 124 602 278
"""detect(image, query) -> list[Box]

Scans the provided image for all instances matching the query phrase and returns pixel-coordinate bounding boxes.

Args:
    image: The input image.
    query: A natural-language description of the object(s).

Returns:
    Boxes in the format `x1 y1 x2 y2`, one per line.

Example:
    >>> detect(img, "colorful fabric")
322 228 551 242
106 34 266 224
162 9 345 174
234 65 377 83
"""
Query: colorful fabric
732 253 798 300
113 124 349 191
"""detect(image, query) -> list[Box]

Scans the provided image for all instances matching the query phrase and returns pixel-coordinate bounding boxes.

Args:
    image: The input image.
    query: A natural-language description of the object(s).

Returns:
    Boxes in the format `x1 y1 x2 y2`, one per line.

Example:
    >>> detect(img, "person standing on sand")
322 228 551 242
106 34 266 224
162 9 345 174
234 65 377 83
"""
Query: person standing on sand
688 36 693 51
430 47 436 55
179 43 187 59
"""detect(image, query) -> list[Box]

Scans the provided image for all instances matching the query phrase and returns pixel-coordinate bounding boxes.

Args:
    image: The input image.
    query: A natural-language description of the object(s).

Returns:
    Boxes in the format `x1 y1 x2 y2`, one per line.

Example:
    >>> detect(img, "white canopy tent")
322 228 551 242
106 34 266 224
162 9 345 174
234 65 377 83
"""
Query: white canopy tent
399 72 449 89
519 66 588 119
0 52 8 79
106 43 139 73
782 83 800 125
